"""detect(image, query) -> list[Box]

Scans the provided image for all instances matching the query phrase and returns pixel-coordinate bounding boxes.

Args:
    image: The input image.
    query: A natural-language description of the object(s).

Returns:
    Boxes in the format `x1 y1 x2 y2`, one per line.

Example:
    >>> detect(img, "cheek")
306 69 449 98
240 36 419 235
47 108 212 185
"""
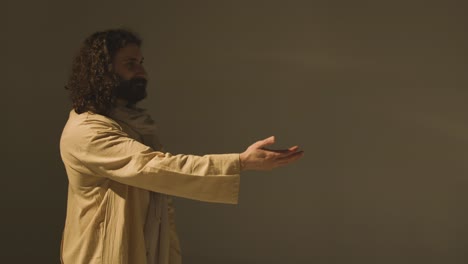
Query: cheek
114 67 133 80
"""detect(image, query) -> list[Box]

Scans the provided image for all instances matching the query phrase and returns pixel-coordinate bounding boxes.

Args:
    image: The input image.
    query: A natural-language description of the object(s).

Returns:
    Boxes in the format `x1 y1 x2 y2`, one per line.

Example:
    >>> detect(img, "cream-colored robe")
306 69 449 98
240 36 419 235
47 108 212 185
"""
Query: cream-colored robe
60 110 241 264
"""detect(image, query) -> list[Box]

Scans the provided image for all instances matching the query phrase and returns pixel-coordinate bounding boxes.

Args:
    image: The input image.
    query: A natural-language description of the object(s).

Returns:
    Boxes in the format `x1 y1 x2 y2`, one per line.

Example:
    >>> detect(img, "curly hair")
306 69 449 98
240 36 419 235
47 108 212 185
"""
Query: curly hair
65 29 142 116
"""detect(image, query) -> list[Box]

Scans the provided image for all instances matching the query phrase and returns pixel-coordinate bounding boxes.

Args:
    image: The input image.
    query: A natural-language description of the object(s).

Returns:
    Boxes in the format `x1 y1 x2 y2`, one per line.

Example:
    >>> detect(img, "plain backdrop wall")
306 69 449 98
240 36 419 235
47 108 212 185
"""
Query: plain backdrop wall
3 0 468 263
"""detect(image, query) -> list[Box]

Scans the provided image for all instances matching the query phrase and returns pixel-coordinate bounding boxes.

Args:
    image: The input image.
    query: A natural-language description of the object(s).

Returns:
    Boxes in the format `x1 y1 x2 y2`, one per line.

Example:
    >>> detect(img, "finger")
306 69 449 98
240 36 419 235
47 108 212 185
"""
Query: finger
264 150 302 166
289 146 299 152
281 151 303 161
262 148 287 153
253 136 276 149
276 150 304 162
263 145 299 154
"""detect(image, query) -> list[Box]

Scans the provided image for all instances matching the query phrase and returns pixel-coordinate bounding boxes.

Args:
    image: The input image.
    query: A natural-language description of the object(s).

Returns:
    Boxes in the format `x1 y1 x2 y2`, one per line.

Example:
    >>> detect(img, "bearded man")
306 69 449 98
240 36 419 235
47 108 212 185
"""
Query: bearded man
60 29 303 264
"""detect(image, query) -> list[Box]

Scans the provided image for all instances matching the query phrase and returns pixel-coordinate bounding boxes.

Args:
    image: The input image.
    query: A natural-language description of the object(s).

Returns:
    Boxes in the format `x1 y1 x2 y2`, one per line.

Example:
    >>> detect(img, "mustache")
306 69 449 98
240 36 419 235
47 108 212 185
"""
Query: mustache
113 77 148 104
125 77 147 86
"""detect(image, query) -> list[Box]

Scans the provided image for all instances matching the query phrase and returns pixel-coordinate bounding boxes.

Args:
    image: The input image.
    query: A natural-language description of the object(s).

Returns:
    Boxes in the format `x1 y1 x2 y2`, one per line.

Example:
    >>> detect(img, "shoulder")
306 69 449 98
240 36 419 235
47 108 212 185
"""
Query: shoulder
66 110 122 131
60 110 125 151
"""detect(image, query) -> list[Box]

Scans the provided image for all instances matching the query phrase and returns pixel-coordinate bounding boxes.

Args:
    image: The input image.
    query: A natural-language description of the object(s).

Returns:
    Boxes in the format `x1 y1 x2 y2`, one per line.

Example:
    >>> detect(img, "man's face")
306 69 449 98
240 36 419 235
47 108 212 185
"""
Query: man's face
112 44 148 105
113 43 147 80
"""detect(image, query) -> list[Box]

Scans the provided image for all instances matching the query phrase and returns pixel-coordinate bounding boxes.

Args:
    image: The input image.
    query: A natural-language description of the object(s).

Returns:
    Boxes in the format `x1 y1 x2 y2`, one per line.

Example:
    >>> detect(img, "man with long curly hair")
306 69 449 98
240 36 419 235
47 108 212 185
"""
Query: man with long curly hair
60 28 304 264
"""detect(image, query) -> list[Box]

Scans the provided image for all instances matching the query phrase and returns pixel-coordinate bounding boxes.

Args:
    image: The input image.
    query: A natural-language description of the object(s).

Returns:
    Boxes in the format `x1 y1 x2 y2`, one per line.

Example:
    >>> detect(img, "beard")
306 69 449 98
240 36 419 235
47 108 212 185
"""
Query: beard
114 77 148 105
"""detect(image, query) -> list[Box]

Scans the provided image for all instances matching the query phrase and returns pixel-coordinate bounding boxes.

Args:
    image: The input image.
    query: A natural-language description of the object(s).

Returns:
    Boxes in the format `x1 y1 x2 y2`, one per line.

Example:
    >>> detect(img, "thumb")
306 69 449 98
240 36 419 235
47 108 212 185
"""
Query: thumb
255 136 275 149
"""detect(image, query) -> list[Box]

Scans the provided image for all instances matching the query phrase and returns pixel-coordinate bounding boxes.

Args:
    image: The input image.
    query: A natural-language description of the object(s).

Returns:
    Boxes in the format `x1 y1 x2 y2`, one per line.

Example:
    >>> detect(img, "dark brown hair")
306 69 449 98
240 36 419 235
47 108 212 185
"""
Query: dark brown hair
65 29 142 115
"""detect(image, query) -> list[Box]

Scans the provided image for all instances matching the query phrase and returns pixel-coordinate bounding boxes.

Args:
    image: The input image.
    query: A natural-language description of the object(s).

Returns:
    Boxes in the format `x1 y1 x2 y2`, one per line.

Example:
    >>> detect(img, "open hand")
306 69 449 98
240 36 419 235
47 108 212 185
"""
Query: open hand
239 136 304 171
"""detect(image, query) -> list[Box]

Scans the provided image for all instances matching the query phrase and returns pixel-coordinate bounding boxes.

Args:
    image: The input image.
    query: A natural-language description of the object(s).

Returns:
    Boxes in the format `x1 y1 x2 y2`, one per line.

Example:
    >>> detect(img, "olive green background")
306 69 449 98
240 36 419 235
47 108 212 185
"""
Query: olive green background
3 0 468 263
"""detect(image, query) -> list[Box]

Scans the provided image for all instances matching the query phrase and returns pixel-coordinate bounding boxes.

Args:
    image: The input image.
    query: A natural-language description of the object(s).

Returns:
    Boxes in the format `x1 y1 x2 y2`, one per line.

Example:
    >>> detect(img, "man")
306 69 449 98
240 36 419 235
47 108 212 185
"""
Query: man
60 29 304 264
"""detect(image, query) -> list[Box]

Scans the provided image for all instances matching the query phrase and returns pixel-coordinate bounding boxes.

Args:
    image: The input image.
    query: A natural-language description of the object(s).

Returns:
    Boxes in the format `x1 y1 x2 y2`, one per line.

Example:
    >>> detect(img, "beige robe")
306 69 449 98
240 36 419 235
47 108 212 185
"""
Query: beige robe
60 110 241 264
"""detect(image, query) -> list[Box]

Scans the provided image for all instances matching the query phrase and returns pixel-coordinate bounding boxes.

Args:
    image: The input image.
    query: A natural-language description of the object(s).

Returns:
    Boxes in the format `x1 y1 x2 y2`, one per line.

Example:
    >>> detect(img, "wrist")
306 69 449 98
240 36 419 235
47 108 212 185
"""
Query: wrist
239 153 247 171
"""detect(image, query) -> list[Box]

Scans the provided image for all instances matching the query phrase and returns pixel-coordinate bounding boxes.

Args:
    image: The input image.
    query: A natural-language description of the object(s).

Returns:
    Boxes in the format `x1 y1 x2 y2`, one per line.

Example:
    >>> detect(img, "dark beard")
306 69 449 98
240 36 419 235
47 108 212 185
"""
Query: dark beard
114 77 148 105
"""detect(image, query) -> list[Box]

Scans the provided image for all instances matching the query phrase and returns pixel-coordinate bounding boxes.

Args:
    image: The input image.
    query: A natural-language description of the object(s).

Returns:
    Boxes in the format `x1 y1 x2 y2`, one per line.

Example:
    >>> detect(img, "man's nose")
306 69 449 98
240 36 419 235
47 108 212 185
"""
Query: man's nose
135 65 147 79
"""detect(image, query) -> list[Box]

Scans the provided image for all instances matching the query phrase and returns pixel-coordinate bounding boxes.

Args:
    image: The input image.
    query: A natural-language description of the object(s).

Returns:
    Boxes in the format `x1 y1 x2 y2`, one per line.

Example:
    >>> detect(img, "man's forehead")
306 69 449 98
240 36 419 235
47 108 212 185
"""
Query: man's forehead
115 44 143 60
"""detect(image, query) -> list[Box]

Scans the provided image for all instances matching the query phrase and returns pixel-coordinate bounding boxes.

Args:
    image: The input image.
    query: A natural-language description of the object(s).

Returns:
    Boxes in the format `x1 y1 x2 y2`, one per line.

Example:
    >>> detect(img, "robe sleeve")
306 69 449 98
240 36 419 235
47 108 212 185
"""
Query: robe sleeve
61 116 241 204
